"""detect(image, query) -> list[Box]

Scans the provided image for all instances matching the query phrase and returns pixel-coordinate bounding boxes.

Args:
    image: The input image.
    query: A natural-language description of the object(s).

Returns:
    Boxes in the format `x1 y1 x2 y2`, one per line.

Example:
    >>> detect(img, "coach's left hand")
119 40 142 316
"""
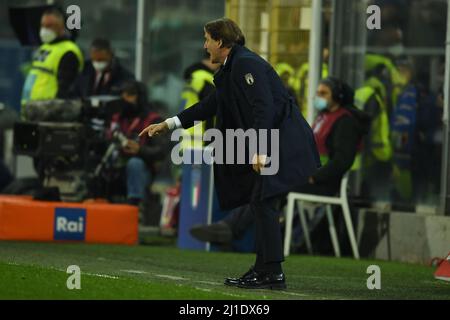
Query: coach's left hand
252 154 267 174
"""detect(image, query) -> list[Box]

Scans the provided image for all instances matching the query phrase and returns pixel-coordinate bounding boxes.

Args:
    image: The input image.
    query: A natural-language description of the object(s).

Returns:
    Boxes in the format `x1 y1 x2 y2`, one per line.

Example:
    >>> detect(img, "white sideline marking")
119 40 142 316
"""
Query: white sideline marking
279 291 309 297
84 273 119 280
221 292 247 298
194 287 245 298
155 274 188 281
195 287 212 293
196 280 222 286
48 266 120 280
120 269 148 274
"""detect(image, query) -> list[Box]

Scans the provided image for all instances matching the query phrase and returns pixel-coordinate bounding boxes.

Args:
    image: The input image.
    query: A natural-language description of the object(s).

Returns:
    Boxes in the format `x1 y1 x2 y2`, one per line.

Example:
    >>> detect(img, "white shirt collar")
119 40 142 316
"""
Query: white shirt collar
223 56 228 66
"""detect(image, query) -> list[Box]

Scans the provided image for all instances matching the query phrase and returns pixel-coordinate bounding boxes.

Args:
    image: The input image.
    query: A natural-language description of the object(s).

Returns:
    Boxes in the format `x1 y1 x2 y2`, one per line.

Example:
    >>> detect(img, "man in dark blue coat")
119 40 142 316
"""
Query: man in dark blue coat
140 18 320 290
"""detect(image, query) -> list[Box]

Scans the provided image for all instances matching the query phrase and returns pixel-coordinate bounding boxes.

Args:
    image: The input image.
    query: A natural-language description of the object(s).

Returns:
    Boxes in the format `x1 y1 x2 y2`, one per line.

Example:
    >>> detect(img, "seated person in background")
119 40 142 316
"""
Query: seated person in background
71 38 134 99
105 81 168 206
190 77 370 245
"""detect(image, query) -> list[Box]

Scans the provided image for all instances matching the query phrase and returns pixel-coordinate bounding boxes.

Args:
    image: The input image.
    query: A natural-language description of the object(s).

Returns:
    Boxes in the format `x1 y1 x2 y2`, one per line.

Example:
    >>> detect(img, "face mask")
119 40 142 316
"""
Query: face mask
313 96 329 111
39 27 57 44
93 61 109 72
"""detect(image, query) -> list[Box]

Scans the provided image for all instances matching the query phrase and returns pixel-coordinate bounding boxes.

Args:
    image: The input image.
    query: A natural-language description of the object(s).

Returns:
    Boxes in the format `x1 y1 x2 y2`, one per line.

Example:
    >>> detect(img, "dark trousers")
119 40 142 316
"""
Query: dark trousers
250 177 285 272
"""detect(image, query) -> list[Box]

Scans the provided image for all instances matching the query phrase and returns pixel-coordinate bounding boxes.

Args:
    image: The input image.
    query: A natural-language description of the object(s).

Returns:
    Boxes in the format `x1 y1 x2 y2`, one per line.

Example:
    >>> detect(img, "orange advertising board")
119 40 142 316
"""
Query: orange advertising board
0 196 138 245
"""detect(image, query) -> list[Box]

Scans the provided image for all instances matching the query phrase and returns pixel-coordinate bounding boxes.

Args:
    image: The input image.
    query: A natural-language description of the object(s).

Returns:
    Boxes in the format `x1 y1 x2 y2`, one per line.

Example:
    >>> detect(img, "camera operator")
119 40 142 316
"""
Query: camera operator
105 81 168 206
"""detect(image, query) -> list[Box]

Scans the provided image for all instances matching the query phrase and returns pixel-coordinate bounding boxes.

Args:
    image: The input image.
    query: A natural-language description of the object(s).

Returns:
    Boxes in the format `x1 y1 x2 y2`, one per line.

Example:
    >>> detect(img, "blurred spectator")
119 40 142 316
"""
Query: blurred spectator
292 48 329 118
71 38 134 99
180 52 219 149
21 8 83 109
356 62 394 202
274 62 299 106
390 60 418 204
104 81 169 206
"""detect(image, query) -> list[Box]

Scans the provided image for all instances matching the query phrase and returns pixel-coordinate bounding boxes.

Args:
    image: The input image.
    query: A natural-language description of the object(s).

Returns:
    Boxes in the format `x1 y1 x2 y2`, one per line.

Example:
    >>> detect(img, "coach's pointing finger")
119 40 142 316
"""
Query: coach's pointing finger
139 122 169 137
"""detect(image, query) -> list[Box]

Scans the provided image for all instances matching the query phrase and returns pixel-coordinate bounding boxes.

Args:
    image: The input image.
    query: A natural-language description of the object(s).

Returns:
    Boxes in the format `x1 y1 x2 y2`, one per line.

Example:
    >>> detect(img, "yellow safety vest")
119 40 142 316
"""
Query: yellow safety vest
21 40 84 105
274 62 295 80
364 54 407 108
180 69 214 149
293 63 329 118
355 84 392 162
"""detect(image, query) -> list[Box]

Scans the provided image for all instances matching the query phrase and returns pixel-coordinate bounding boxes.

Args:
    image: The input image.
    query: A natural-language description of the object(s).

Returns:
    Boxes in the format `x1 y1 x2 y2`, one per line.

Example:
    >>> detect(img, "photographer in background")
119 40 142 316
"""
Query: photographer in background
104 81 169 206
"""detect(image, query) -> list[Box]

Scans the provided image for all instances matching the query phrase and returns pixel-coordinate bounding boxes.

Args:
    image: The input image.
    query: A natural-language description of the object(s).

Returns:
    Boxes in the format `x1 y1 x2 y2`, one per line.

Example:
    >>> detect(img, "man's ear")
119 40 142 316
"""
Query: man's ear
218 39 223 48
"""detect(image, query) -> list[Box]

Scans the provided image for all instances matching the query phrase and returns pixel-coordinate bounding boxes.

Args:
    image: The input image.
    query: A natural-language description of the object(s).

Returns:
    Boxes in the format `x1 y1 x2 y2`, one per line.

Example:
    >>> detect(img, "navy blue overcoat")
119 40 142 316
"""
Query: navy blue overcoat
178 45 320 210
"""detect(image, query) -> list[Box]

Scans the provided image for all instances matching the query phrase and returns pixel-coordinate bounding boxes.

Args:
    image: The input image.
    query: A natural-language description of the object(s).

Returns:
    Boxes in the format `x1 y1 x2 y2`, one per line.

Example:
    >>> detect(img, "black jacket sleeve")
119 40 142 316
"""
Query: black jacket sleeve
56 51 80 99
177 89 218 129
199 82 215 101
313 115 360 184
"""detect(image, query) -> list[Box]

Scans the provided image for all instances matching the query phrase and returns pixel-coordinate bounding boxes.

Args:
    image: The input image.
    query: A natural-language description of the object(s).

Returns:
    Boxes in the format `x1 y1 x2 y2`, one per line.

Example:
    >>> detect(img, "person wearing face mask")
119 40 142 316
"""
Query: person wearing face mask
307 77 370 193
104 81 169 207
21 8 83 109
71 38 134 99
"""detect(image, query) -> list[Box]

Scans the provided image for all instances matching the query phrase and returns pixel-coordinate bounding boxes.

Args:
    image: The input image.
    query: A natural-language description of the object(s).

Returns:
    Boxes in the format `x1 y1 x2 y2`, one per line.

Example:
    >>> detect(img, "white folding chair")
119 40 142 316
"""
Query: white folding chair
283 173 360 259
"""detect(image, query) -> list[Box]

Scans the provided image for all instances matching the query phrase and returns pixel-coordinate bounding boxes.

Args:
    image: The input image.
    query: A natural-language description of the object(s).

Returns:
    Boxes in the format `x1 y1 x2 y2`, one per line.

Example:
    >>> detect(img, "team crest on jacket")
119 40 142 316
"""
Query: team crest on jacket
245 73 254 85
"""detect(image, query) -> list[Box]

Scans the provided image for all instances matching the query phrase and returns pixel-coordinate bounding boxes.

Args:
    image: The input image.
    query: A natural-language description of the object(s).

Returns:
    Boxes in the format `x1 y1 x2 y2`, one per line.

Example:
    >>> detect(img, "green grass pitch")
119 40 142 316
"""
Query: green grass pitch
0 241 449 300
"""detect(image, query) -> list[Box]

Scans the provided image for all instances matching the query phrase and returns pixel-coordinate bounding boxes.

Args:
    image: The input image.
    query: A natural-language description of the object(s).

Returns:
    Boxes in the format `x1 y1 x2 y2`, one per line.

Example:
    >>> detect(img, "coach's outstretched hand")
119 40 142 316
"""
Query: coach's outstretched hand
139 122 169 137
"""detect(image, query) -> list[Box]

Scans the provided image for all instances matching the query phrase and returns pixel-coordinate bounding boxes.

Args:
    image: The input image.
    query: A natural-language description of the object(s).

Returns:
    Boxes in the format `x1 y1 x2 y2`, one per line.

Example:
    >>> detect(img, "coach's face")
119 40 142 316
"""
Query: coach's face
204 30 222 64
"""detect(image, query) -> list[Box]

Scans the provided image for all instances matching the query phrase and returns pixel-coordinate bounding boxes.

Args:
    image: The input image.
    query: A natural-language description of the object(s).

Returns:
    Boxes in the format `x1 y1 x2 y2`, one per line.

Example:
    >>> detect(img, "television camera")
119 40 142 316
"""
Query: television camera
13 97 127 202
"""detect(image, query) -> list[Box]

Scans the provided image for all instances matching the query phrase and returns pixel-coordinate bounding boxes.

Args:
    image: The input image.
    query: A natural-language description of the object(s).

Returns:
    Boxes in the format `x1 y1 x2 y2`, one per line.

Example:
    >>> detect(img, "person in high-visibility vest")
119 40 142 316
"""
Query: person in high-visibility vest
293 62 329 119
355 76 393 163
364 53 407 116
179 52 220 149
355 74 393 201
290 48 330 119
274 62 298 106
21 8 83 112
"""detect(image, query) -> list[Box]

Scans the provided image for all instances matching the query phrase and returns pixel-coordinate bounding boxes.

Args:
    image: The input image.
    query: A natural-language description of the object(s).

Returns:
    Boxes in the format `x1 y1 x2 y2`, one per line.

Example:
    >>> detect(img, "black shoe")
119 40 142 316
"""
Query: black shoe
190 221 233 244
224 266 259 287
238 272 286 290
